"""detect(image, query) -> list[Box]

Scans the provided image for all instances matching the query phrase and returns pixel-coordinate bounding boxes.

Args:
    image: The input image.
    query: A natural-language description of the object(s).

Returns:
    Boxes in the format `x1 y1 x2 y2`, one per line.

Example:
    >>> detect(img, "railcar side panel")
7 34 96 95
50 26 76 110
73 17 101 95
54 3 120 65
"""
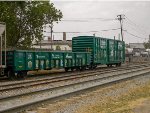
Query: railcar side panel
26 52 35 70
14 51 26 71
93 37 107 64
107 39 125 64
50 52 64 69
34 52 49 70
107 39 116 63
86 53 91 66
64 52 75 68
6 51 14 67
75 52 86 67
118 41 125 62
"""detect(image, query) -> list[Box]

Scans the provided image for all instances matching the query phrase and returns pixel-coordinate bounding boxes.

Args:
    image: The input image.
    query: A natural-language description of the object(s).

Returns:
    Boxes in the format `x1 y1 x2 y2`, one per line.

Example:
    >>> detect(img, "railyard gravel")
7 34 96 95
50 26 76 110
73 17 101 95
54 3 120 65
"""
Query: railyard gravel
0 68 134 98
32 74 150 113
0 66 149 113
0 69 137 111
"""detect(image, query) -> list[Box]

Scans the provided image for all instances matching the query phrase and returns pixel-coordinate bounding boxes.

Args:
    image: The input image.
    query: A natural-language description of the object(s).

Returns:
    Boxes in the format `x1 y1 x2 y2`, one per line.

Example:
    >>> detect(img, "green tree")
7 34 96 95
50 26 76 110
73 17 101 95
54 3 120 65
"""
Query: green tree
0 1 63 49
56 45 61 50
144 41 150 49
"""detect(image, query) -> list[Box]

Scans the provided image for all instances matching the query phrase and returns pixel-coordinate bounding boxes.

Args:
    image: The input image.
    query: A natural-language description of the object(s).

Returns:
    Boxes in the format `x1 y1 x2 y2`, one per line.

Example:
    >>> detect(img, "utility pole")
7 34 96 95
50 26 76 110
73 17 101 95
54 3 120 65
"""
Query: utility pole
49 24 53 50
118 33 120 40
117 14 125 41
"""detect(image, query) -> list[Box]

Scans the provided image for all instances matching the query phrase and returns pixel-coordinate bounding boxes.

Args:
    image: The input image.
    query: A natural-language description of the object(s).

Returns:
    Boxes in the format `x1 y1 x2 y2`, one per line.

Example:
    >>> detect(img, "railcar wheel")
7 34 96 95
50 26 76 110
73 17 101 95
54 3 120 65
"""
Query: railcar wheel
76 67 80 71
83 66 86 70
93 65 97 69
119 63 121 66
22 71 27 78
115 64 118 67
110 64 113 67
65 68 69 72
16 72 22 79
7 70 16 80
90 65 94 70
80 67 85 71
71 68 74 71
17 72 26 80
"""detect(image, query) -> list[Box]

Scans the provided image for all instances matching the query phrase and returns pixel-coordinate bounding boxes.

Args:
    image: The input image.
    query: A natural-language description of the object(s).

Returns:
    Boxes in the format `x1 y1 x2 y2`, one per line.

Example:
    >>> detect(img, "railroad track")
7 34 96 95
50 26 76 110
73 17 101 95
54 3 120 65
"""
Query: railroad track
0 64 149 97
0 65 111 83
0 64 150 113
0 63 147 91
0 65 122 86
0 63 141 83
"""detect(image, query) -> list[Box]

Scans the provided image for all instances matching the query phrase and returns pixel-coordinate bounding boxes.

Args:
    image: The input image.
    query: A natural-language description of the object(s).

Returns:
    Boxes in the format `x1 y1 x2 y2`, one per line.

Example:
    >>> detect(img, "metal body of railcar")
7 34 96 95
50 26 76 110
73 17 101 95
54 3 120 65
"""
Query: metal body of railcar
72 36 125 68
2 50 91 79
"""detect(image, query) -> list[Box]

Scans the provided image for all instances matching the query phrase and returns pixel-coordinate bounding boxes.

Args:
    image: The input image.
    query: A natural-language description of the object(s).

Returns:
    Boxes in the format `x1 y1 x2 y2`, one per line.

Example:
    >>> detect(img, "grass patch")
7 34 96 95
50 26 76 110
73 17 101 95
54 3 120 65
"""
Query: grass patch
85 81 150 113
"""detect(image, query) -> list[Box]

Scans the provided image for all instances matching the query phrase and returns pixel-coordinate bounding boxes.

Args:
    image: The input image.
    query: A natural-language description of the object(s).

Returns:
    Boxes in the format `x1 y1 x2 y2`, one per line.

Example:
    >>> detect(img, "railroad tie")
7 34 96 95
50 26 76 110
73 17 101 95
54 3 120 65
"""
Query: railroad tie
37 107 51 113
25 111 36 113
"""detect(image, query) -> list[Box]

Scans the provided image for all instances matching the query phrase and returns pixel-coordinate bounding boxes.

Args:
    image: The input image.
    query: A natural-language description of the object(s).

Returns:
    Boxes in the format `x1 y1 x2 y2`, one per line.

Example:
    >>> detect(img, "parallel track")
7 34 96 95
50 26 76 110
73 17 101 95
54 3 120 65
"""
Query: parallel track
0 64 147 92
0 64 150 113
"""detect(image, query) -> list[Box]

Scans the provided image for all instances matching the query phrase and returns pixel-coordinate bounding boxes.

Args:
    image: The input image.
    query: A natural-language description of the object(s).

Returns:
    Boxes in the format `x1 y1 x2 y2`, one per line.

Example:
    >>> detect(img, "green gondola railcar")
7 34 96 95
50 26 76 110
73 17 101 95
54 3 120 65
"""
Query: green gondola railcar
6 50 30 79
5 50 91 79
5 50 51 79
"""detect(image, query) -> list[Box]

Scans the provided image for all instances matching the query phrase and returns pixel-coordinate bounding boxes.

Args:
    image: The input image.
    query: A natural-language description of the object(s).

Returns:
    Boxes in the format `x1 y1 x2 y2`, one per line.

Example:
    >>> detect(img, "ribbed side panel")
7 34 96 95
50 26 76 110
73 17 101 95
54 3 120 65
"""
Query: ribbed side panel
72 36 94 52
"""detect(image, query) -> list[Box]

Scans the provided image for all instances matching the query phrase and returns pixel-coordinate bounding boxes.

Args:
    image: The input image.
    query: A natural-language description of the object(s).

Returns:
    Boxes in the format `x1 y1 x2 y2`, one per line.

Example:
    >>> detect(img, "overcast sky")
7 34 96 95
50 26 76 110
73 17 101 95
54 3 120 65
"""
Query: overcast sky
45 0 150 44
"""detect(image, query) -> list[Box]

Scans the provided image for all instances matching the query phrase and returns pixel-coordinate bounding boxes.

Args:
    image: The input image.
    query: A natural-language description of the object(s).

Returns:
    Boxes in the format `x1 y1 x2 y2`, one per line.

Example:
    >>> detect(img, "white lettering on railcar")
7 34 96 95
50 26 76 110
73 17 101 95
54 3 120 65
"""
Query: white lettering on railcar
77 55 82 58
36 55 45 59
52 54 60 58
28 54 32 59
66 54 72 58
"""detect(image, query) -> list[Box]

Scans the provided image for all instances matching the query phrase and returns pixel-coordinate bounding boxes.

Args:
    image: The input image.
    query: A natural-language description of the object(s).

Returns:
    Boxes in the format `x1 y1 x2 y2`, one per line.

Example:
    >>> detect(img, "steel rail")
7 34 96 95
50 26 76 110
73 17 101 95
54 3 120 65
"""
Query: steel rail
0 63 147 87
0 66 150 113
0 66 148 100
0 65 124 85
0 64 147 91
0 63 141 85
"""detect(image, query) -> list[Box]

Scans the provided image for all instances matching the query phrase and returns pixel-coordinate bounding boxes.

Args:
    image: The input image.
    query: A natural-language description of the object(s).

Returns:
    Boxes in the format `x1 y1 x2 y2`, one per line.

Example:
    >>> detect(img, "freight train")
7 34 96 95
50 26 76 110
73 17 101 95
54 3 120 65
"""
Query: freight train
0 36 125 79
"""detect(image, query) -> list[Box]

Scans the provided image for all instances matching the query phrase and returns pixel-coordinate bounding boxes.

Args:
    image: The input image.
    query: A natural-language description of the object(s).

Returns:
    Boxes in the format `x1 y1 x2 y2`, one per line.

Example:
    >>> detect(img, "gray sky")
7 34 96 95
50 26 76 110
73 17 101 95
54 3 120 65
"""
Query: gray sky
45 1 150 43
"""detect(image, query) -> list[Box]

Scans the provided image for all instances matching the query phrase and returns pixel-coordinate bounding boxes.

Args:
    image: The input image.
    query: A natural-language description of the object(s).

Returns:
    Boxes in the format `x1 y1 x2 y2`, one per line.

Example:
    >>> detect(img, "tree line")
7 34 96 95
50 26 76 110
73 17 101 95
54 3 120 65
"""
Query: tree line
0 1 63 49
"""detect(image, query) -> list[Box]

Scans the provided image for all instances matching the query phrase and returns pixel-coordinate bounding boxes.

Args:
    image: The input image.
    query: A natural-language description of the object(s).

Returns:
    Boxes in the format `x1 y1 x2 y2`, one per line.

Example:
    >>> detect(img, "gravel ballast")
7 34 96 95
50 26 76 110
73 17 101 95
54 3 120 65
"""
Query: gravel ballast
29 73 150 113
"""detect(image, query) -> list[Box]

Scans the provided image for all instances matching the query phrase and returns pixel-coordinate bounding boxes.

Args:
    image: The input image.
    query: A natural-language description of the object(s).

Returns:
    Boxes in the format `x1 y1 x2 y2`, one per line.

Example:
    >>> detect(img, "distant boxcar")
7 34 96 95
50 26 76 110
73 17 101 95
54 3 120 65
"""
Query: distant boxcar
72 36 125 68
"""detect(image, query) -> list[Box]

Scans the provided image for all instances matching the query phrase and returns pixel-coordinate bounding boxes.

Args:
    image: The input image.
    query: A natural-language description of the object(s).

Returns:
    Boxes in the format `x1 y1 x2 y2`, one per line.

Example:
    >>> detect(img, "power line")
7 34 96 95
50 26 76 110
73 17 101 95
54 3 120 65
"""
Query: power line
61 18 116 22
125 20 149 36
124 30 146 39
124 15 149 31
52 28 120 33
124 22 147 36
101 28 120 31
61 20 89 22
124 16 150 41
